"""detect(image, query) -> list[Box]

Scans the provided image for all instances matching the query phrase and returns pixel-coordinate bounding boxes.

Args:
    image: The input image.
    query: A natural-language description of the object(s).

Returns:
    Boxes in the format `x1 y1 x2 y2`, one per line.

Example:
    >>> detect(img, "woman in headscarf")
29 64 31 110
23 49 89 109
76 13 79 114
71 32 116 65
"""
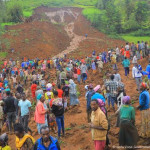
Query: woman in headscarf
45 87 54 100
34 94 49 134
91 85 105 103
119 96 138 147
69 79 79 106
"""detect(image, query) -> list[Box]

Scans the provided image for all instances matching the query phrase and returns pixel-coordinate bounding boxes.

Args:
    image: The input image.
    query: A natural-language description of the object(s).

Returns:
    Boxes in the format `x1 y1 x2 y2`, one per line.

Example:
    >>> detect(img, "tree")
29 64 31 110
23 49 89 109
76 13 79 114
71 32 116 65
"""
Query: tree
125 0 135 20
123 13 139 32
96 0 104 9
96 0 110 9
105 0 122 33
7 2 23 23
135 1 149 26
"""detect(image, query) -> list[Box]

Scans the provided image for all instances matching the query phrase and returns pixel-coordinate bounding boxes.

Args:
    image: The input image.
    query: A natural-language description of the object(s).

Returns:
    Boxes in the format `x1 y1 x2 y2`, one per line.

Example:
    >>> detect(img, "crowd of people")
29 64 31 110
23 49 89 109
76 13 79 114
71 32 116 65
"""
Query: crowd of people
0 40 149 150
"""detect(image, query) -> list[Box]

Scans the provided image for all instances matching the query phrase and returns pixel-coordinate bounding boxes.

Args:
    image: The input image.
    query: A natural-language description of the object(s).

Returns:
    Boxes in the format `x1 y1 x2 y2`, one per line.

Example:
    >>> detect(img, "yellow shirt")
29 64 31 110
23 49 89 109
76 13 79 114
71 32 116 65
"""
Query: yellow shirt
112 55 116 63
0 146 11 150
45 92 54 100
91 108 108 140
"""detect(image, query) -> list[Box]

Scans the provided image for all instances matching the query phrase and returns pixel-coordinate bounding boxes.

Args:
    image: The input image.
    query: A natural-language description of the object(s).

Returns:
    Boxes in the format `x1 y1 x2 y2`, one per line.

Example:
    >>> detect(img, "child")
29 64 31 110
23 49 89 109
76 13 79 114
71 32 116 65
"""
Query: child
49 113 57 133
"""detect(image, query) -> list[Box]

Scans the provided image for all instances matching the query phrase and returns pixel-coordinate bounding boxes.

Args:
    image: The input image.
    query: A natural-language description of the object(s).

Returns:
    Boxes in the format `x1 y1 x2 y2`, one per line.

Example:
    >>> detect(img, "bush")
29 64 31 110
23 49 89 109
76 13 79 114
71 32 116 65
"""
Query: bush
130 29 150 36
108 34 124 40
7 3 23 23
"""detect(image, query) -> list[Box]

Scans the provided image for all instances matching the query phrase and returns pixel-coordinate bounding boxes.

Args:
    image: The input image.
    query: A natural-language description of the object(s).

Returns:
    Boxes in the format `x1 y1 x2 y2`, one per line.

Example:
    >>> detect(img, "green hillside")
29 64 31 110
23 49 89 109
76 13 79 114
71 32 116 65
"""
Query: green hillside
0 0 150 42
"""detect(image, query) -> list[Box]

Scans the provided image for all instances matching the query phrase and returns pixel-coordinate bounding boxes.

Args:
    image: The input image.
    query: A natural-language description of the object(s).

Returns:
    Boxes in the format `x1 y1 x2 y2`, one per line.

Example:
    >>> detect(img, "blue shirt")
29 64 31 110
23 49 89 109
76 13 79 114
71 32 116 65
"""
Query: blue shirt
122 59 130 67
91 93 105 103
139 90 150 111
146 64 150 79
18 99 32 116
21 62 25 68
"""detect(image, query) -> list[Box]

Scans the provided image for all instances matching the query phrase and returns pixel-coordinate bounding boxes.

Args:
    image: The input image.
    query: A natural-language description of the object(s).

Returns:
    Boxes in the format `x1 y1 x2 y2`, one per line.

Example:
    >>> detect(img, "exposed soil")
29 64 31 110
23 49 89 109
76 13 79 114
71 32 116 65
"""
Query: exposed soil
1 6 149 150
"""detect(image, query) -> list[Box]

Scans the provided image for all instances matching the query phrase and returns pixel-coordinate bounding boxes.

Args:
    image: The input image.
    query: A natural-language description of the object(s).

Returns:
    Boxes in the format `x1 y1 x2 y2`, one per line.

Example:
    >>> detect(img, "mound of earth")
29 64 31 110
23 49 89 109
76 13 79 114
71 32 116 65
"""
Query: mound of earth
2 7 126 59
2 21 70 59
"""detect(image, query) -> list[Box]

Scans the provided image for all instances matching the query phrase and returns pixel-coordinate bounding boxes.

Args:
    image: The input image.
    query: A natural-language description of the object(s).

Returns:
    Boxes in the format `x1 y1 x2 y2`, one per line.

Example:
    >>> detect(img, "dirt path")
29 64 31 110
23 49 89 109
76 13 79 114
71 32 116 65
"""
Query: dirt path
45 9 103 59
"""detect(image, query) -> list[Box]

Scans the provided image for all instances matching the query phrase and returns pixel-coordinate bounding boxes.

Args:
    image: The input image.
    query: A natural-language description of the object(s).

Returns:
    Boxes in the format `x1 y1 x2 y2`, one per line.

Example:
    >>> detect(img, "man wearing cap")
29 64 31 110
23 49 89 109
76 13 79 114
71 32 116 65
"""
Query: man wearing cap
137 82 150 138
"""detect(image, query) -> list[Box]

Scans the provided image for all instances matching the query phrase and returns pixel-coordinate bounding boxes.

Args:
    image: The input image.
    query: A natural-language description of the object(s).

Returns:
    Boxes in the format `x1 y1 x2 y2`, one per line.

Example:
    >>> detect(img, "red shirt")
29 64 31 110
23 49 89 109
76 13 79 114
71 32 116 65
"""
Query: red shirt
77 69 81 75
49 99 54 108
96 56 99 60
0 82 3 88
31 84 37 92
57 89 63 98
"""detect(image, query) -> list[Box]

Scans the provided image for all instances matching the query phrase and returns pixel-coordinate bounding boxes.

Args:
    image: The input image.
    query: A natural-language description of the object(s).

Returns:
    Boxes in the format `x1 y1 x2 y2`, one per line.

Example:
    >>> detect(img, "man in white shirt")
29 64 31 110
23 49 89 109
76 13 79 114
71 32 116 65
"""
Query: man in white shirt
116 46 120 62
125 42 130 51
132 63 142 92
114 70 121 82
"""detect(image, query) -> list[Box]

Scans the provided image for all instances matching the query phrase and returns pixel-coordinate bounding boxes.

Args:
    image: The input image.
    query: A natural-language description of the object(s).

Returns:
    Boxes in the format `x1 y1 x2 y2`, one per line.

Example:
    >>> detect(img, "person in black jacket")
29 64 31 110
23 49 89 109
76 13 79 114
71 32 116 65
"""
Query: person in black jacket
4 91 16 134
52 91 64 139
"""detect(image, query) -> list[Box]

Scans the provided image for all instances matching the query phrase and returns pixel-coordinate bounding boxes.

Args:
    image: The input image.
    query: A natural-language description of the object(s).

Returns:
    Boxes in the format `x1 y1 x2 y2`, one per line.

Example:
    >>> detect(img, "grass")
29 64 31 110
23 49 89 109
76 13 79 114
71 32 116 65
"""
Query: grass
121 35 150 44
23 10 33 17
0 52 8 59
1 39 11 49
25 38 29 43
74 0 97 6
1 22 16 28
82 8 104 22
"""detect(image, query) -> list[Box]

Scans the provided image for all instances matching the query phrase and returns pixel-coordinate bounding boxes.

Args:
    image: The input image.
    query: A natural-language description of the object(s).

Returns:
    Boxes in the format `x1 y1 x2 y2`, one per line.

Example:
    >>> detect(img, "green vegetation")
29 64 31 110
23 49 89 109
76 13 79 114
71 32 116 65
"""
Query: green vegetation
0 38 11 50
0 52 8 59
74 0 97 6
0 52 7 65
121 35 150 44
94 0 150 35
25 38 29 43
23 11 33 18
0 0 150 42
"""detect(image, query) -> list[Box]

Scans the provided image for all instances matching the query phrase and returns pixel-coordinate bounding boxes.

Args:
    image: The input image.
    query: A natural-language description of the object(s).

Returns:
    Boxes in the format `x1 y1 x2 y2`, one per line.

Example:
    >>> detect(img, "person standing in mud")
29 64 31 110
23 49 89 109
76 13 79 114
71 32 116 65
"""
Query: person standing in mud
145 59 150 88
105 75 118 112
86 84 95 123
89 99 108 150
118 96 138 147
18 93 32 134
80 62 87 83
4 91 16 134
85 33 88 38
137 82 150 139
